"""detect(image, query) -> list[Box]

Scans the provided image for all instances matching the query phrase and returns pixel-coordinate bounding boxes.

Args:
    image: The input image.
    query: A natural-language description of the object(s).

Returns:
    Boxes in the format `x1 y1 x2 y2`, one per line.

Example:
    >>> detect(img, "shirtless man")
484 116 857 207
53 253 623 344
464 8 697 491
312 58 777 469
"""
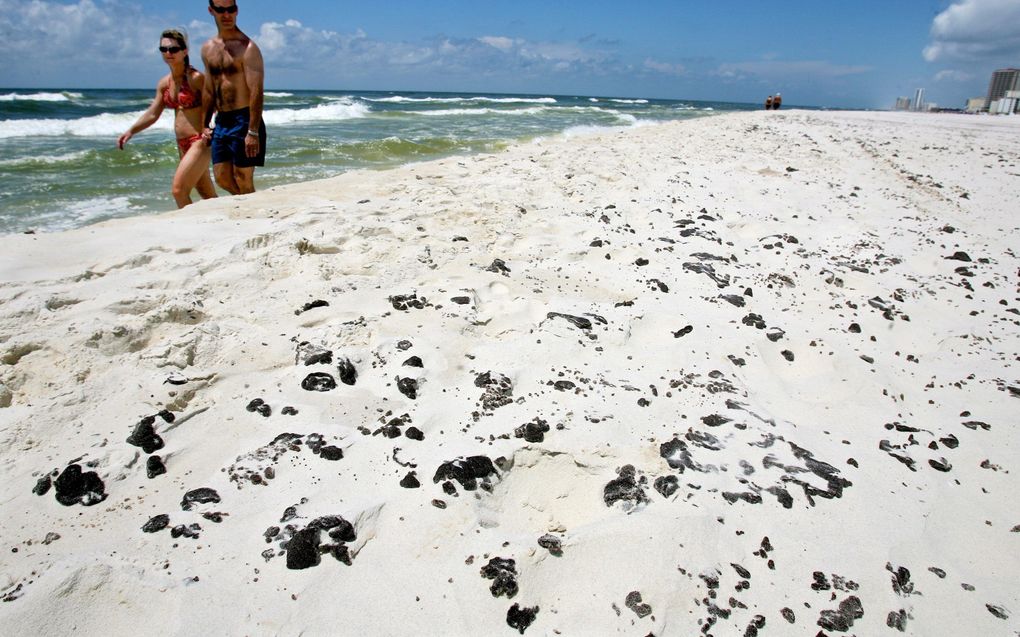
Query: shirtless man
201 0 265 195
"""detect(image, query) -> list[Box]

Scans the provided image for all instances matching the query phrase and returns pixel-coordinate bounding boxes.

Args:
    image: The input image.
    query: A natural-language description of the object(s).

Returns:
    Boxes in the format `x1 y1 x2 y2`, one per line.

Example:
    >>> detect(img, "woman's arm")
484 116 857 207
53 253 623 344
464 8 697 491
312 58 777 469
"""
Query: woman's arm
118 83 167 149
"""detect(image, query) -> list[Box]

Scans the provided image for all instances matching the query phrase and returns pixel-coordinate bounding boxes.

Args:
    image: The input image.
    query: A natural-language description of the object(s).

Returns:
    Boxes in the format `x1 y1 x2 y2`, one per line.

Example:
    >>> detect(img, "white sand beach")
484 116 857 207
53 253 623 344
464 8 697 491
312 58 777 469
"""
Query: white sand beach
0 110 1018 636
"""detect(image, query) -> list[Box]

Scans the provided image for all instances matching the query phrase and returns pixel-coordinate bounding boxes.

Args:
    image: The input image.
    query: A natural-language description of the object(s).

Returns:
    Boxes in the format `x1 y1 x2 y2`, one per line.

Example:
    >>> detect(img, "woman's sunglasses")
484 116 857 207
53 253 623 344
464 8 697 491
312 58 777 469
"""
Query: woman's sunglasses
159 46 185 54
210 4 238 14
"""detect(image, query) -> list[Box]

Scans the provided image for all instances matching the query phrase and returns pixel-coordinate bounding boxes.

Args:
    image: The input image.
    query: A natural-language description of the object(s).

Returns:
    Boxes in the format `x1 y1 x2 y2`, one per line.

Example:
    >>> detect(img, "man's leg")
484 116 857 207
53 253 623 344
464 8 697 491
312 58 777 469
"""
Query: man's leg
213 162 241 195
234 166 256 194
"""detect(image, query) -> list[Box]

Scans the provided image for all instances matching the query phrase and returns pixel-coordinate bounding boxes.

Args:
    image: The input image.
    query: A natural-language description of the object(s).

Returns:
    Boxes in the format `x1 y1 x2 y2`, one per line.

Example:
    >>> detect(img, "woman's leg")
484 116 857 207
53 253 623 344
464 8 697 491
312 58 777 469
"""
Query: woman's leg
172 141 216 208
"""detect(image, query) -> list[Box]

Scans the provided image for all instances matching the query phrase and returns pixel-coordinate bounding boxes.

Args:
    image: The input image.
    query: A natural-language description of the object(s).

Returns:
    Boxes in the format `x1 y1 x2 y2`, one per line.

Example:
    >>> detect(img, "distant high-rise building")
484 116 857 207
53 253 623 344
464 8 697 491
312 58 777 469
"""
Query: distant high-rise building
913 88 926 111
894 97 912 111
986 69 1020 109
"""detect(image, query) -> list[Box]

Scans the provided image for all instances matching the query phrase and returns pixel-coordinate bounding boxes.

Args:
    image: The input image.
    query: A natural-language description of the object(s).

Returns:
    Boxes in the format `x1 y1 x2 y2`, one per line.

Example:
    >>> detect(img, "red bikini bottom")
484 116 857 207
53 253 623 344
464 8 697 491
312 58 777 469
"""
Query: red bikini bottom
177 134 203 155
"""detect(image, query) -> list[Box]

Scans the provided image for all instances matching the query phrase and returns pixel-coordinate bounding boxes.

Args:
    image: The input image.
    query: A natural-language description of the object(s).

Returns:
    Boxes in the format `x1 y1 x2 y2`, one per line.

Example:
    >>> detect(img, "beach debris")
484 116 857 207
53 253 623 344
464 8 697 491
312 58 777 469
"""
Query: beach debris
653 475 679 498
146 455 167 479
319 445 344 461
246 398 272 417
486 259 511 275
433 456 498 491
301 372 337 392
389 293 430 311
514 418 550 443
887 609 909 631
683 262 731 287
506 604 538 634
286 528 321 570
296 342 333 366
295 299 329 315
986 604 1009 620
944 251 971 262
171 523 202 539
338 358 358 385
742 313 766 329
399 472 420 488
32 474 53 496
537 534 563 556
181 488 220 511
603 465 649 508
887 563 917 596
142 514 170 534
480 557 518 598
817 596 864 632
474 372 514 414
396 377 419 399
126 416 165 453
53 464 107 507
546 312 592 330
673 325 694 338
625 591 652 618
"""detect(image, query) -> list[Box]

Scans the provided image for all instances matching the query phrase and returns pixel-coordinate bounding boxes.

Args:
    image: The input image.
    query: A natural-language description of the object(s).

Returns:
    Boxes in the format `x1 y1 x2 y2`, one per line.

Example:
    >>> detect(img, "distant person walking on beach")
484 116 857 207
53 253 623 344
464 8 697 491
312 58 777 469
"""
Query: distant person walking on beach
201 0 265 195
772 93 782 110
765 95 773 110
118 29 217 208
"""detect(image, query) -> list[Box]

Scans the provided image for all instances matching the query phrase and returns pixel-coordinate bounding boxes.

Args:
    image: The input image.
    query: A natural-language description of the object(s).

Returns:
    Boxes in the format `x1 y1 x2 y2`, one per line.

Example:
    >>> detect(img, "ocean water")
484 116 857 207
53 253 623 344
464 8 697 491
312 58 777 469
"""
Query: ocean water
0 89 755 234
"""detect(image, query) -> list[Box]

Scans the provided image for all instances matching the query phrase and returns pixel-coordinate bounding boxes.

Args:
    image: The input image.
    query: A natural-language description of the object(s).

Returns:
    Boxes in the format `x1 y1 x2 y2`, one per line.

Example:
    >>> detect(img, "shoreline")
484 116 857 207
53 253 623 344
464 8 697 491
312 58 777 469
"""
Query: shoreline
0 88 739 236
1 109 1018 635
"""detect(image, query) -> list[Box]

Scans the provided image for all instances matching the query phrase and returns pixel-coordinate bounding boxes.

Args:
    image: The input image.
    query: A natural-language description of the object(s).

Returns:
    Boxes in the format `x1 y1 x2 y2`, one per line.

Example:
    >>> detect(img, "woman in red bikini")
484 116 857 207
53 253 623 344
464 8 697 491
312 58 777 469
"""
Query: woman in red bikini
118 29 217 208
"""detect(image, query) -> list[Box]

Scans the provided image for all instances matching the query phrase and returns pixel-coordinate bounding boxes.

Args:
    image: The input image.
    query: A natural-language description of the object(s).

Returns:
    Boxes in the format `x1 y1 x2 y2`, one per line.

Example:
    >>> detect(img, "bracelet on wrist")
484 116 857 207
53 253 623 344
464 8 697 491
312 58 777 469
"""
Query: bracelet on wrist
246 129 258 137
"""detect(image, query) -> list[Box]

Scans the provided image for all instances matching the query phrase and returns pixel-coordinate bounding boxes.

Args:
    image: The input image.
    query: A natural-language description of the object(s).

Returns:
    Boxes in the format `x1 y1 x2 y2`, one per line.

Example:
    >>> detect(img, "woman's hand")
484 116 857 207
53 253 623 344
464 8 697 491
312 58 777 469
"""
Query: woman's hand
117 131 132 149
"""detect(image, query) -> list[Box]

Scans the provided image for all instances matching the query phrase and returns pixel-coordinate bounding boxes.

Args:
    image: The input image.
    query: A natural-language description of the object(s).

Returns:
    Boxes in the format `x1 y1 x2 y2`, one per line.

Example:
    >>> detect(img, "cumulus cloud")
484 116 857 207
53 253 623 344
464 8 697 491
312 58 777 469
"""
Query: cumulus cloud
0 2 689 87
0 0 162 66
924 0 1020 62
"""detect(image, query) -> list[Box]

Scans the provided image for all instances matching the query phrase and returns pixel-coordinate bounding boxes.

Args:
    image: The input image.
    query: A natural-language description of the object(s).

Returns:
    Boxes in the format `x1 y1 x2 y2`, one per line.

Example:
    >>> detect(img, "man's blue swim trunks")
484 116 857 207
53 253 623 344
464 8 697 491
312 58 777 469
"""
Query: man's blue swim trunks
211 108 266 168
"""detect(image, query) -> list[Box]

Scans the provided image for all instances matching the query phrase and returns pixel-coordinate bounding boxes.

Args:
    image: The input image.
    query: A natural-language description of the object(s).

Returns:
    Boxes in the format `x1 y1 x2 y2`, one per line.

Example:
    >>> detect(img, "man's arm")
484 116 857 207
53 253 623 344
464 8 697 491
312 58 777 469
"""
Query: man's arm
243 41 265 157
200 42 216 139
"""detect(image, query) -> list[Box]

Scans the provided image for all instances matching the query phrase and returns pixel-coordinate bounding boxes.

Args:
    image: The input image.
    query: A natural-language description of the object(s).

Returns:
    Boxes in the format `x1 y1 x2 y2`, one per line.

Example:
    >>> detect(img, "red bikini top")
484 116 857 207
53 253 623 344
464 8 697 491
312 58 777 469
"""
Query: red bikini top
163 83 201 110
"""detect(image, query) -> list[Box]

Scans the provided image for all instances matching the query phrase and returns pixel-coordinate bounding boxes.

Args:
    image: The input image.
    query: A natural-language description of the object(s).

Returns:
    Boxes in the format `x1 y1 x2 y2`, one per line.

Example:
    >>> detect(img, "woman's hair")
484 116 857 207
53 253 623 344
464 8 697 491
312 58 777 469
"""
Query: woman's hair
160 29 193 87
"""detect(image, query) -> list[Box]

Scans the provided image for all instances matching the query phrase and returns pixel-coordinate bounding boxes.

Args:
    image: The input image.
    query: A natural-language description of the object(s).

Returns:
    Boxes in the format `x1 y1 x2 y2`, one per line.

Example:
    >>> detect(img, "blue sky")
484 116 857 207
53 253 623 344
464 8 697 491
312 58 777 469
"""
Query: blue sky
1 0 1019 108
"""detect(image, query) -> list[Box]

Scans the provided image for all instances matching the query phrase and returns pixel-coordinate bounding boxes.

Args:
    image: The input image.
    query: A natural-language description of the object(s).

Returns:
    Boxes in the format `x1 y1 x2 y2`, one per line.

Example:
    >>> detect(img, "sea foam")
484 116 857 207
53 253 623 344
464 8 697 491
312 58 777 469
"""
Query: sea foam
0 92 83 102
408 106 549 117
262 99 371 125
367 96 557 105
0 111 172 139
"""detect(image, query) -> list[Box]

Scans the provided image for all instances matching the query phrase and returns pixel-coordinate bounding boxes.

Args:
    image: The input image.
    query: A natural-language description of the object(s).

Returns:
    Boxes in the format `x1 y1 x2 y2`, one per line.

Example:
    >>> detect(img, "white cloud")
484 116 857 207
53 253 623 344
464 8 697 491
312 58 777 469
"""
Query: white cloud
934 69 974 82
478 36 516 51
0 0 158 64
643 59 686 76
924 0 1020 62
715 60 871 81
0 1 682 88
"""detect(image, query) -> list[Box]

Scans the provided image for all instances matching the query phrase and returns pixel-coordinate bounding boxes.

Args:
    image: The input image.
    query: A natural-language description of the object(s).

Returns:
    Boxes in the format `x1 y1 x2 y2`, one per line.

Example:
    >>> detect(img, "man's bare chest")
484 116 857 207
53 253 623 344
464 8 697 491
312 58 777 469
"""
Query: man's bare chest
207 41 247 77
